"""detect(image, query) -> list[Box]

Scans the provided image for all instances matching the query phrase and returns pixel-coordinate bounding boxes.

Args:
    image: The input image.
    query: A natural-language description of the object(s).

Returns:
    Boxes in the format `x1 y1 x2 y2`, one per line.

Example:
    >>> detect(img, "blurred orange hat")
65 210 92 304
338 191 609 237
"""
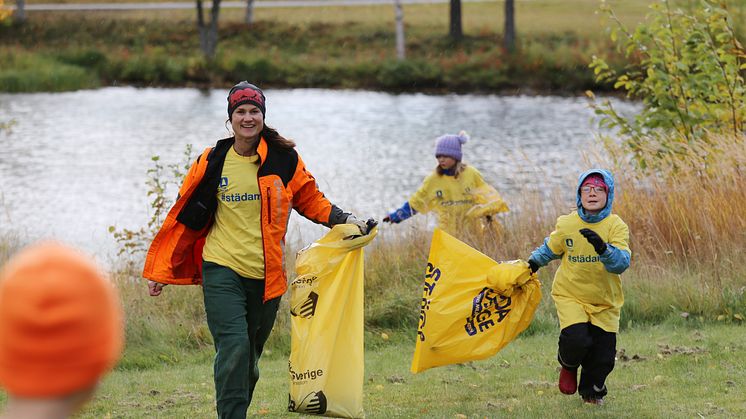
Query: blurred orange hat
0 242 124 397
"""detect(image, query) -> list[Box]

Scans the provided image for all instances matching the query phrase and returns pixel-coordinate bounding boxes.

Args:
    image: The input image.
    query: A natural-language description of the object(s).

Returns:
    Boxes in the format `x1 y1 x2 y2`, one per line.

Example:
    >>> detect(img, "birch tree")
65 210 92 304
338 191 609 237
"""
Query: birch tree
245 0 255 27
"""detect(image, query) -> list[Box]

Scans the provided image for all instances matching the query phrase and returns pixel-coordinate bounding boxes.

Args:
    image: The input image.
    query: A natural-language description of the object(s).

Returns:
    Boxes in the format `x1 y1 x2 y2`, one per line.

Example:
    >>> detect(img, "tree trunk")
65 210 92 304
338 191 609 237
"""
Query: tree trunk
245 0 254 27
14 0 25 23
394 0 406 60
504 0 515 52
196 0 221 60
449 0 462 41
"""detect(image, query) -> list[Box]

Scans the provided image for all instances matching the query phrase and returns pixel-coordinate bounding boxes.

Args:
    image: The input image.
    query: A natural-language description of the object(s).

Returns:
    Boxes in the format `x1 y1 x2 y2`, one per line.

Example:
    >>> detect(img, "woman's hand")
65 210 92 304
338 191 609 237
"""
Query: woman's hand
148 280 167 297
345 215 377 235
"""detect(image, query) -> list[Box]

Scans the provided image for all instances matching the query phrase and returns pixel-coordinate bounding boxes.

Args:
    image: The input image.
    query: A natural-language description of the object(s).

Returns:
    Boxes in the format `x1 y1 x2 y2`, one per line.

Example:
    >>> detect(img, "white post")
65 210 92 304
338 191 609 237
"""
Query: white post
245 0 254 27
394 0 405 60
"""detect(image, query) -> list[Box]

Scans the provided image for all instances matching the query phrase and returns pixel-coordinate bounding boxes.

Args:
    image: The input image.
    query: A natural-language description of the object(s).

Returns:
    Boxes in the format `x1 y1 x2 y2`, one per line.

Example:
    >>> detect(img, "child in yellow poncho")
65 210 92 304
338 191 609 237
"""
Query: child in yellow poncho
383 131 508 237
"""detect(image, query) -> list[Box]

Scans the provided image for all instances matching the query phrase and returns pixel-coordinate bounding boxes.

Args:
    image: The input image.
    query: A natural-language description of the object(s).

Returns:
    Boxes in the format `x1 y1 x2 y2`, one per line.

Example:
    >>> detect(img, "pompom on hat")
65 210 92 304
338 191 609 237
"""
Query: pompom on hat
227 81 266 119
435 130 469 161
0 242 124 397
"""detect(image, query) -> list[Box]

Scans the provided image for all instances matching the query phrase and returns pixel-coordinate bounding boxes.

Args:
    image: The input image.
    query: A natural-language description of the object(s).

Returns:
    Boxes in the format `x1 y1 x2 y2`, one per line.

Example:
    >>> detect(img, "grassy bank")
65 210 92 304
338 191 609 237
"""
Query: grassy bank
4 323 741 417
0 0 704 93
2 1 743 93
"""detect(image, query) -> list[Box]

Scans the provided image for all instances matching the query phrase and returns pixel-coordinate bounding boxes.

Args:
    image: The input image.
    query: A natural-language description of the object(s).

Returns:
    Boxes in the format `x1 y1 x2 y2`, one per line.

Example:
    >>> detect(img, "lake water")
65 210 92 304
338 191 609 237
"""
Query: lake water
0 87 638 261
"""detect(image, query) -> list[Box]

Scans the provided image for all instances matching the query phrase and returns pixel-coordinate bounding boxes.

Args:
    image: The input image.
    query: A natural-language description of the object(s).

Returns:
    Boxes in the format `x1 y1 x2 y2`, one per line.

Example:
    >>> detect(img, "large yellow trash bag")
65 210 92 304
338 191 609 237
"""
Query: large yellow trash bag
411 228 541 373
288 223 377 418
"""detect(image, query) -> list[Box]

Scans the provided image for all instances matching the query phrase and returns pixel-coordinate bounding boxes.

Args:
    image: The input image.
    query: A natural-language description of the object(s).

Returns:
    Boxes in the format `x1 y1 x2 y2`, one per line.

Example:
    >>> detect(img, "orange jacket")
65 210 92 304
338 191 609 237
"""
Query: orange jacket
142 137 349 301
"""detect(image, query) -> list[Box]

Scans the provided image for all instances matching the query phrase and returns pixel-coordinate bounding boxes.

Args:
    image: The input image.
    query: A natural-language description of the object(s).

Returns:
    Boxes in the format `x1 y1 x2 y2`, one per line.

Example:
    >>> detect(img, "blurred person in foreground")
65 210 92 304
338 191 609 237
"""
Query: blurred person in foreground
0 242 124 419
527 169 631 405
383 130 509 238
143 81 374 419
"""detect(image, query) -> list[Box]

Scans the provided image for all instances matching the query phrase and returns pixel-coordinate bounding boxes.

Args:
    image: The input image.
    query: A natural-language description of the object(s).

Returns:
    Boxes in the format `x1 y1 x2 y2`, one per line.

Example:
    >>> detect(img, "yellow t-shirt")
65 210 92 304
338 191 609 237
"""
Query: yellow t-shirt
408 166 508 235
203 147 265 279
546 211 631 332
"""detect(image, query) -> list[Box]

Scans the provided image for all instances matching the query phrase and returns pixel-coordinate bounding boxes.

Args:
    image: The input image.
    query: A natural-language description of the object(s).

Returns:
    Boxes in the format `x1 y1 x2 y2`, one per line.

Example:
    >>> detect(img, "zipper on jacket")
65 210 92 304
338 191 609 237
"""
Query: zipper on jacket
266 187 272 224
259 170 269 303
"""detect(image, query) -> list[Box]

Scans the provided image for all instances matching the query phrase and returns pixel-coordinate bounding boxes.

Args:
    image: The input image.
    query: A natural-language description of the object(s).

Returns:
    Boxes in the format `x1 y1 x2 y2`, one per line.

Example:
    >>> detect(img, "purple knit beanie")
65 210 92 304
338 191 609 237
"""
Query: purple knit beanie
435 131 469 161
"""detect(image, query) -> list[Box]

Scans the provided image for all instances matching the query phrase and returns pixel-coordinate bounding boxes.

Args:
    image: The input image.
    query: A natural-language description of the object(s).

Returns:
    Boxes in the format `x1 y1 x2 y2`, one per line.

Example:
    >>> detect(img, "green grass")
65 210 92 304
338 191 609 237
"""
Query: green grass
3 323 739 418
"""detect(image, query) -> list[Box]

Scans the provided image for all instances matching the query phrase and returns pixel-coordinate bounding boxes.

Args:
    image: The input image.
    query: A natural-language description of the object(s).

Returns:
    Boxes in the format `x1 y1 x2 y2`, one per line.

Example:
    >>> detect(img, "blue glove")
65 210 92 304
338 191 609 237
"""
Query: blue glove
383 202 416 224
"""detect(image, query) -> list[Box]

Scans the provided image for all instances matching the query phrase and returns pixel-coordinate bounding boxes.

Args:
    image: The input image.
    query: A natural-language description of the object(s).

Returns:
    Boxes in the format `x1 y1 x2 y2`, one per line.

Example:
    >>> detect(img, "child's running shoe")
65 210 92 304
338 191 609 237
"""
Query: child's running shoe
582 396 605 405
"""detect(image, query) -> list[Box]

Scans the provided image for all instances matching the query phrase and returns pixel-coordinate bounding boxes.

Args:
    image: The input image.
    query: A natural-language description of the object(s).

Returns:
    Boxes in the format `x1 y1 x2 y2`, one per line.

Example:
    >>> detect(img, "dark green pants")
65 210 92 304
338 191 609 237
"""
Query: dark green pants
202 261 281 419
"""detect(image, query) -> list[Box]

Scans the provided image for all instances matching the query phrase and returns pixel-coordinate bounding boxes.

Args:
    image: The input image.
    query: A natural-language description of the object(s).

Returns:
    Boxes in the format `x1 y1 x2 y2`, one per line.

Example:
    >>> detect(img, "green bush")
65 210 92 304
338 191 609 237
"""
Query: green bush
114 54 187 85
376 59 443 89
223 56 284 85
0 51 98 92
55 49 108 70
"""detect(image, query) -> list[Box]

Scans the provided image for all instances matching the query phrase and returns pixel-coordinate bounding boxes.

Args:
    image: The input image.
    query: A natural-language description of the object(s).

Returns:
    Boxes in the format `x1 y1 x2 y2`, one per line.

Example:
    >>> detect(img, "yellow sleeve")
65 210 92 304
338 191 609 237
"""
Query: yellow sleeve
609 217 631 254
546 218 566 256
465 169 509 218
408 174 435 214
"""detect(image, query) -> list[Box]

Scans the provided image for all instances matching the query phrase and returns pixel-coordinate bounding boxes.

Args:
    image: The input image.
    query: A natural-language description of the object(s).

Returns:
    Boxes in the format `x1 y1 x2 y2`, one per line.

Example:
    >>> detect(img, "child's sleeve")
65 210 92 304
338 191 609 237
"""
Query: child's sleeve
465 170 509 218
599 219 631 274
528 221 564 267
386 201 417 223
408 175 433 214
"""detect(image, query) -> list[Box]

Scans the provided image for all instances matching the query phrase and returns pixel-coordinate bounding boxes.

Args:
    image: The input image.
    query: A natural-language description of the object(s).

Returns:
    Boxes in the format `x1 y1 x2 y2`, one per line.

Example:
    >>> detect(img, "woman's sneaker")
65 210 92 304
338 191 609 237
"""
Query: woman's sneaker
558 367 578 395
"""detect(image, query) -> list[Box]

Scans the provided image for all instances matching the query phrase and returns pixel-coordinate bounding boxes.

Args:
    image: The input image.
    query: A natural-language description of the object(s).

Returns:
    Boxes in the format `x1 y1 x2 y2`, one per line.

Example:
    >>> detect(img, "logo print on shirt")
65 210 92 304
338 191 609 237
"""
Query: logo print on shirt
565 238 574 248
218 176 229 191
436 190 443 198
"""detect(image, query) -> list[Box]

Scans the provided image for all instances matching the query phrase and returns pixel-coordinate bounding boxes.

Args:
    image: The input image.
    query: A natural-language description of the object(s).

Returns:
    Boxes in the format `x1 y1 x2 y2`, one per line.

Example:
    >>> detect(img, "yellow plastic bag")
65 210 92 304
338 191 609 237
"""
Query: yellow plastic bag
288 224 377 418
411 228 541 373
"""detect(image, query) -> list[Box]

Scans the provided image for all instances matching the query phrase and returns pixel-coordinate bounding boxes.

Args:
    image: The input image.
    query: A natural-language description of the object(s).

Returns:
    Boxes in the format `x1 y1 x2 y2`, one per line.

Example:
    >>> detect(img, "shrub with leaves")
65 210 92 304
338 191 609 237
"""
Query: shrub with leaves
109 144 193 256
0 119 15 133
589 0 745 171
